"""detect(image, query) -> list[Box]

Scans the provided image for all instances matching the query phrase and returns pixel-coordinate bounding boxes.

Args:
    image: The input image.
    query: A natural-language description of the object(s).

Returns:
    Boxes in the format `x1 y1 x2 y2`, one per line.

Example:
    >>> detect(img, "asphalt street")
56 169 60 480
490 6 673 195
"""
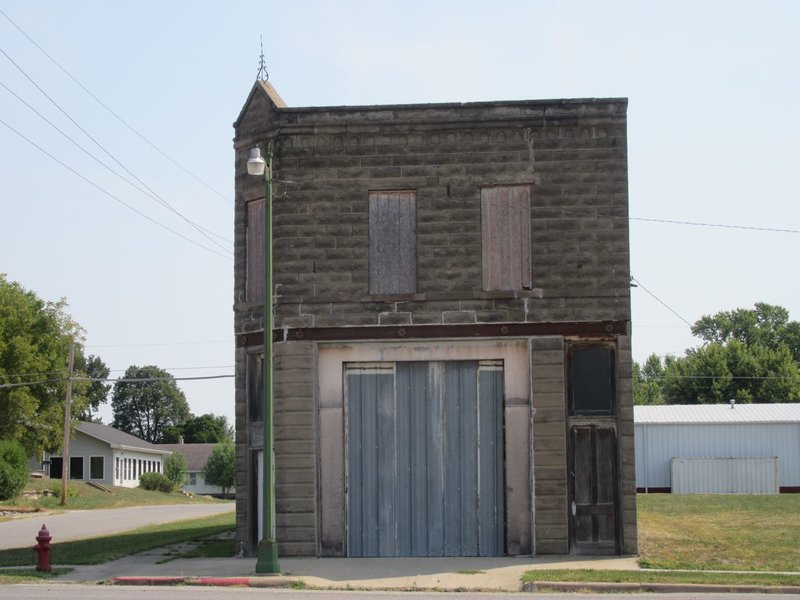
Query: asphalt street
2 586 800 600
0 503 234 550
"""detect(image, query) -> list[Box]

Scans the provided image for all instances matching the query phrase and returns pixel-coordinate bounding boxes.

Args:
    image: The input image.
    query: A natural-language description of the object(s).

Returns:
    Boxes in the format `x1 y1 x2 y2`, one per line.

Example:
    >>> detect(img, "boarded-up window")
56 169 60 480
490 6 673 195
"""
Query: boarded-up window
481 185 531 291
246 199 264 304
369 191 417 295
568 346 616 416
248 351 264 422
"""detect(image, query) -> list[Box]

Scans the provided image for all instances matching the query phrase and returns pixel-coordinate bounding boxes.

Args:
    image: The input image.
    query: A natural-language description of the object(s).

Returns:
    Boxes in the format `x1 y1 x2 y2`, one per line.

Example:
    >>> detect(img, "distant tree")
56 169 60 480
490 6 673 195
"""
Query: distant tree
692 302 800 362
202 440 235 498
643 303 800 405
633 353 666 405
0 275 90 454
111 365 190 443
75 354 110 422
661 340 800 404
163 452 188 489
161 413 233 444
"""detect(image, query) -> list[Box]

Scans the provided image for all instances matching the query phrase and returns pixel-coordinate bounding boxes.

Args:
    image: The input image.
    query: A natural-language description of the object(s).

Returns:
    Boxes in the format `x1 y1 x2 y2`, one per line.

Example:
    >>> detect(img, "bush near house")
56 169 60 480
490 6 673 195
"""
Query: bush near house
163 452 188 488
138 472 174 493
0 440 28 501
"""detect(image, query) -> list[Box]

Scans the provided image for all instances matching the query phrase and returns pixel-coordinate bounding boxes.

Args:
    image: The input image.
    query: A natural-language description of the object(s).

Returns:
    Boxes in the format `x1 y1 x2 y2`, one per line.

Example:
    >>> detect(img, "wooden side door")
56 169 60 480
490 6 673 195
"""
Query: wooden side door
569 424 619 554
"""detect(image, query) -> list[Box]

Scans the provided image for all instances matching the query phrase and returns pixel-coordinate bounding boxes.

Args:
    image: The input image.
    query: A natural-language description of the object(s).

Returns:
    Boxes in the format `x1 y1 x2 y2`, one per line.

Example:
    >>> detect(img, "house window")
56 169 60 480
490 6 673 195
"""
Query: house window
481 185 531 291
115 457 120 481
189 472 197 486
248 351 264 422
246 199 265 304
369 191 417 295
70 456 84 480
568 345 616 416
90 456 104 480
50 457 63 479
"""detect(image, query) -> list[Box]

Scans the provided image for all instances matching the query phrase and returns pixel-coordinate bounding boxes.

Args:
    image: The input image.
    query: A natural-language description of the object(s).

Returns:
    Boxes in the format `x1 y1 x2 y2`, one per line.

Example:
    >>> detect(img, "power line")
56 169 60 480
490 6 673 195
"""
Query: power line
85 339 233 348
0 78 232 254
0 47 232 256
0 7 232 204
0 117 231 259
0 373 235 390
630 217 800 235
631 276 693 328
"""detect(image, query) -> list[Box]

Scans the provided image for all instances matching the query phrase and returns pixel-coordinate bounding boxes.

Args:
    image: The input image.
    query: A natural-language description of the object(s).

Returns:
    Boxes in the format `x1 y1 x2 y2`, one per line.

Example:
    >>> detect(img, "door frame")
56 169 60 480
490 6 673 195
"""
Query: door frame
317 340 532 557
565 342 622 555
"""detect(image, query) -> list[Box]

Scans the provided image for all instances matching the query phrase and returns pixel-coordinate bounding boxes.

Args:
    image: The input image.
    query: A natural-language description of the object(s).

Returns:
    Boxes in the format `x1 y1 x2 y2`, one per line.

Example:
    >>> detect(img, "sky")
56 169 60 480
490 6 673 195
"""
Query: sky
2 1 799 424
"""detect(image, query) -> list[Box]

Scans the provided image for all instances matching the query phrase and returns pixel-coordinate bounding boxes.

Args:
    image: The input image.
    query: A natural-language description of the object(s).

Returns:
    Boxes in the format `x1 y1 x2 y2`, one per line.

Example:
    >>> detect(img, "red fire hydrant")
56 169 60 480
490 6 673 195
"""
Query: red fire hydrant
34 524 51 572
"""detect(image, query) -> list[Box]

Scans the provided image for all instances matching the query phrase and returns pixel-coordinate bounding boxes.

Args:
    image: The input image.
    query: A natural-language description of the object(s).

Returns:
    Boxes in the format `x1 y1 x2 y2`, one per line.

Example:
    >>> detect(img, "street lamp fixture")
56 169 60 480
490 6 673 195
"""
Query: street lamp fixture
248 142 279 574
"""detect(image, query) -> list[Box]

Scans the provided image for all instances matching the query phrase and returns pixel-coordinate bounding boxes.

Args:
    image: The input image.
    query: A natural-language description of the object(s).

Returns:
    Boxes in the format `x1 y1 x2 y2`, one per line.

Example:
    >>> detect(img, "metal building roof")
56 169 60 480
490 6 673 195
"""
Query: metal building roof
634 403 800 424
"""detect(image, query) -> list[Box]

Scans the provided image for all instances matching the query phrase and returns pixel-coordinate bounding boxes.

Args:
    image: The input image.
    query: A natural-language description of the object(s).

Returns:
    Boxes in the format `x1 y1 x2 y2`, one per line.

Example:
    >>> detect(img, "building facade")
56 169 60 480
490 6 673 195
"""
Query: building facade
233 81 636 557
635 403 800 493
39 421 170 488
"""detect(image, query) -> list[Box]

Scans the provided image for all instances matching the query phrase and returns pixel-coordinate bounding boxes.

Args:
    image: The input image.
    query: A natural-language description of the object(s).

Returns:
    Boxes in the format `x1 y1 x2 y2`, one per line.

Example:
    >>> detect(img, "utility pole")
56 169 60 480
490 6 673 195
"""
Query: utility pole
60 343 75 506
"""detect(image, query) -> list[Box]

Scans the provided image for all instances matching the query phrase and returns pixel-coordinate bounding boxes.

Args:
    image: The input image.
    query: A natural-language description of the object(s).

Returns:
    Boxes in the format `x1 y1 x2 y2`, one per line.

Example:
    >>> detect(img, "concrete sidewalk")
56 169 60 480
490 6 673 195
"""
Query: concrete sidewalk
59 542 639 591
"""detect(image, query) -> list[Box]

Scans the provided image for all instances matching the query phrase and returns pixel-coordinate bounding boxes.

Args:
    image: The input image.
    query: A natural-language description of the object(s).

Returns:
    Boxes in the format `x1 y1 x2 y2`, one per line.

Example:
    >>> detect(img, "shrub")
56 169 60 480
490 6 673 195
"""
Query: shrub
203 441 235 499
0 440 29 501
139 472 174 493
163 452 188 488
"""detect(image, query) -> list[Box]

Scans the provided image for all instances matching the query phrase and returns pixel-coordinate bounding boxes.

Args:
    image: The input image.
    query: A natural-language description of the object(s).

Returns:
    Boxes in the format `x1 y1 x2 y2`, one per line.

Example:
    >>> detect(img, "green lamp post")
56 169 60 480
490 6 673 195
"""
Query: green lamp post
247 141 279 574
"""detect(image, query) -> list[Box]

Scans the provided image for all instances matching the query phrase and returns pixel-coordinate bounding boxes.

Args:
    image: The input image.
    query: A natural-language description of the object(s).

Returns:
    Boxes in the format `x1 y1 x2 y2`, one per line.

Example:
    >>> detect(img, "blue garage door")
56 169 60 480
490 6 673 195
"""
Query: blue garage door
346 360 504 557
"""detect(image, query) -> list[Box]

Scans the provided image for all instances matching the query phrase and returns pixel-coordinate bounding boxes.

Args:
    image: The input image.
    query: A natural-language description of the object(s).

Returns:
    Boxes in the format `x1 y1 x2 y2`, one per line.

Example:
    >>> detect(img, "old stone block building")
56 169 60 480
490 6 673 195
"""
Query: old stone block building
233 80 636 558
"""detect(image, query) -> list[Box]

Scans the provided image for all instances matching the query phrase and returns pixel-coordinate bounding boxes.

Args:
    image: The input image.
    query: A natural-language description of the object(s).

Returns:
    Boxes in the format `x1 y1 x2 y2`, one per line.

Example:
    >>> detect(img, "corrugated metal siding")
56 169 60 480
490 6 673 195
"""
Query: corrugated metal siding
671 457 779 494
635 423 800 489
635 403 800 424
346 361 504 557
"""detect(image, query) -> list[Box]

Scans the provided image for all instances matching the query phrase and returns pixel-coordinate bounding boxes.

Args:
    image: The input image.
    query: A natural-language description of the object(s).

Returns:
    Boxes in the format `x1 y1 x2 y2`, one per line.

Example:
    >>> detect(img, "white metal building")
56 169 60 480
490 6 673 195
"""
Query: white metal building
635 403 800 493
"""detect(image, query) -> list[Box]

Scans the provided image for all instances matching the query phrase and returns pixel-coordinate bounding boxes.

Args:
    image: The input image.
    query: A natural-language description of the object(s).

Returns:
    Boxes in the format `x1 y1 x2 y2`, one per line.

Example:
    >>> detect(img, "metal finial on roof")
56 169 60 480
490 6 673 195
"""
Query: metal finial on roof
257 35 269 82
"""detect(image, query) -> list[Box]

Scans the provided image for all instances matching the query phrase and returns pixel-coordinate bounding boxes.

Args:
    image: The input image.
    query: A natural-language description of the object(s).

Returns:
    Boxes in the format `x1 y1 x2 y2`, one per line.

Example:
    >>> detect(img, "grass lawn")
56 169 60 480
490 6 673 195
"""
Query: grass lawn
637 493 800 572
0 479 227 514
523 494 800 587
521 569 800 587
0 512 234 567
0 569 72 584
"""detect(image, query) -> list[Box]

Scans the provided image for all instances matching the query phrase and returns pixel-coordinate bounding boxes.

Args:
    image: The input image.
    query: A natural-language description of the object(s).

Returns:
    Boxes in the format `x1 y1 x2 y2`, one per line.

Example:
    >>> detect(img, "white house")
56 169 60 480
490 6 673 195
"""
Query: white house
635 403 800 493
159 443 231 497
40 421 173 488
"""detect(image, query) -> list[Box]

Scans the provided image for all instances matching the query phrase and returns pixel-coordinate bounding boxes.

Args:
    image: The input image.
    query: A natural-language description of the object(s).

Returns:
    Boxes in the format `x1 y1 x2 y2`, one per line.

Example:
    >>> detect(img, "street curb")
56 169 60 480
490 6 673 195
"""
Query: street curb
110 576 298 588
523 581 800 594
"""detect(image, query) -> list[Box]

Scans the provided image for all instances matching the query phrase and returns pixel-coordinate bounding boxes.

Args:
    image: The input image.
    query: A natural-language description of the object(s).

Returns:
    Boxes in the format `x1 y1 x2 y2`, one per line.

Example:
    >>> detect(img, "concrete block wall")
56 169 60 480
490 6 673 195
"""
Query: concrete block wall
531 336 569 554
233 92 631 334
232 84 635 557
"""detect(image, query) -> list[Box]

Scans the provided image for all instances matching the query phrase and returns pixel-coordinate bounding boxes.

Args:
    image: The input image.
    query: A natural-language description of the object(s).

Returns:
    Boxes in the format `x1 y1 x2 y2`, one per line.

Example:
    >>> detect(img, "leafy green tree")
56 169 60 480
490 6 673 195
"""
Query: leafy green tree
202 440 235 498
0 440 29 500
75 354 110 422
111 365 190 443
692 303 800 362
163 451 188 489
633 353 666 405
0 275 90 454
654 303 800 404
162 413 233 443
637 303 800 405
